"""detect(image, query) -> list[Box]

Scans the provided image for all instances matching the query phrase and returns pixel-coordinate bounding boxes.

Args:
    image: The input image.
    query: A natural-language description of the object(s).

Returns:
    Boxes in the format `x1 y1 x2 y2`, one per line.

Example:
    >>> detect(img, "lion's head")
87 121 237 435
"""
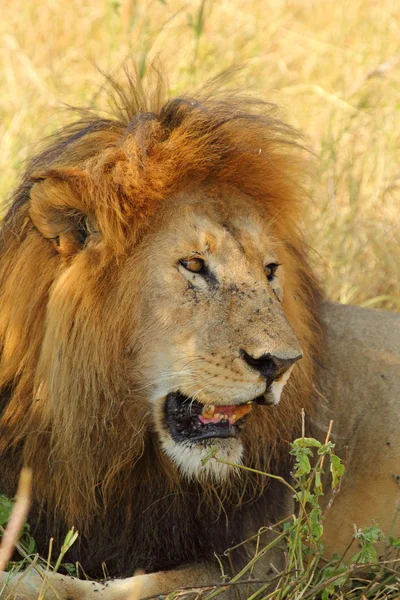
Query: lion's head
0 77 322 572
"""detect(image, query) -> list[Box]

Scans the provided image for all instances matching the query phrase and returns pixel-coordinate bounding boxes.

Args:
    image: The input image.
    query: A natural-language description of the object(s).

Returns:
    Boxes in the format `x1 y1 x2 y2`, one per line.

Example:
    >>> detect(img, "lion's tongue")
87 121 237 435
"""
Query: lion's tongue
199 404 252 426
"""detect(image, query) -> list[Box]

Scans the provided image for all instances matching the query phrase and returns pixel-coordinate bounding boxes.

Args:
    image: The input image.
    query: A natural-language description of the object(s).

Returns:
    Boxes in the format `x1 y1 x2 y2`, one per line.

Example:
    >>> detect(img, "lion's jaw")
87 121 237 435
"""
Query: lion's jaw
135 187 302 482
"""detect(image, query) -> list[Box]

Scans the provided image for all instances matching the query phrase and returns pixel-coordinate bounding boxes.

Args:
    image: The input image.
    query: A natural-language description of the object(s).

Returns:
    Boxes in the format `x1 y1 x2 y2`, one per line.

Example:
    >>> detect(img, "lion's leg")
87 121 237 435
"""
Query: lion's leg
1 569 112 600
0 564 228 600
1 531 284 600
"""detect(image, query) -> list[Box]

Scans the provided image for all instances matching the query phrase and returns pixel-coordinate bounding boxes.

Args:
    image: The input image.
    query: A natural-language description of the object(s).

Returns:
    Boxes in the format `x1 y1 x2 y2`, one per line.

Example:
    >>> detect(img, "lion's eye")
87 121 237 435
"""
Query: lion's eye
179 257 205 273
265 262 280 282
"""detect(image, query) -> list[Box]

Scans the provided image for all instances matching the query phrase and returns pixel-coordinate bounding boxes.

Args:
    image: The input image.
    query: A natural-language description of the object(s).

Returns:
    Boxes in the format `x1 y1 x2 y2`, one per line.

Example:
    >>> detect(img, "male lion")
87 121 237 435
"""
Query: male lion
0 76 399 600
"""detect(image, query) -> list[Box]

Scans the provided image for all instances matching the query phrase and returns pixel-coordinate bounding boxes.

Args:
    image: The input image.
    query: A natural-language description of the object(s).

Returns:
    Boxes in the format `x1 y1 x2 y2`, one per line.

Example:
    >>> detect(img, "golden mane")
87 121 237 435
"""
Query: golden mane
0 72 323 577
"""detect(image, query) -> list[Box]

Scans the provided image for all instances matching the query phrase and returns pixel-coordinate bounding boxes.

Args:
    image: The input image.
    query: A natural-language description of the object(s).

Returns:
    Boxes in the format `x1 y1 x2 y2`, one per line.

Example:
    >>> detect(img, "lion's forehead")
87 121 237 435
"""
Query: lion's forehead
153 197 278 271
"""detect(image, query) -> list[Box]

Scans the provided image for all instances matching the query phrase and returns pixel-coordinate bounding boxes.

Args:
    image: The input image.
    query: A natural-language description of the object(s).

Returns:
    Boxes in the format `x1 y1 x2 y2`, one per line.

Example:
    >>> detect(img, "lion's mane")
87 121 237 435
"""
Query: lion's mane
0 73 323 577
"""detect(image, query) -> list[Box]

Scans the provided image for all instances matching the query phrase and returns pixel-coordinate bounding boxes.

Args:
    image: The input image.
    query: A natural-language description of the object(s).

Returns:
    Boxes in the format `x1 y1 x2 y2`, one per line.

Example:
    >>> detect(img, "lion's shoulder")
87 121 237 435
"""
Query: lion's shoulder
321 301 400 426
319 302 400 555
322 301 400 352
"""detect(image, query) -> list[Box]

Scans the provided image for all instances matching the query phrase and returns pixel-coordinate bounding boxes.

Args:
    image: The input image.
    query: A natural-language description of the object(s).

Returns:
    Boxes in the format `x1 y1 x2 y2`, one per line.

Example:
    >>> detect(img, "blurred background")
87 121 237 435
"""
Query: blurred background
1 0 399 309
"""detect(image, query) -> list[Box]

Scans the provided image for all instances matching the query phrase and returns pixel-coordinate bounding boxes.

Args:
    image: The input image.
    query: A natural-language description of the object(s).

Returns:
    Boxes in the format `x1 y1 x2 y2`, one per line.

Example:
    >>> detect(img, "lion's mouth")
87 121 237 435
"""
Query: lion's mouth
165 391 265 443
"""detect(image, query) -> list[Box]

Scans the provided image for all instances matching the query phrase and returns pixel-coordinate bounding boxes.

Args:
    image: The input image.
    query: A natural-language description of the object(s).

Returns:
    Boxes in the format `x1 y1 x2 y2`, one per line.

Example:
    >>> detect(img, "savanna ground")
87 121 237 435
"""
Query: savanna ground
0 0 400 598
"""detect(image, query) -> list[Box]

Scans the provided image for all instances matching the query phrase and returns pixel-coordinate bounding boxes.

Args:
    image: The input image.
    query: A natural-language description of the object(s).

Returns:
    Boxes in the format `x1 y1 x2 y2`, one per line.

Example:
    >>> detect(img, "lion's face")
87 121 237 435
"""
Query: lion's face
126 184 302 480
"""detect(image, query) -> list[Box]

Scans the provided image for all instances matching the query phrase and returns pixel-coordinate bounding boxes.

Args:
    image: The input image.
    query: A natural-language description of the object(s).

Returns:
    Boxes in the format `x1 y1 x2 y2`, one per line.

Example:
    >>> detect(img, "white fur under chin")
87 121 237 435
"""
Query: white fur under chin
162 437 243 482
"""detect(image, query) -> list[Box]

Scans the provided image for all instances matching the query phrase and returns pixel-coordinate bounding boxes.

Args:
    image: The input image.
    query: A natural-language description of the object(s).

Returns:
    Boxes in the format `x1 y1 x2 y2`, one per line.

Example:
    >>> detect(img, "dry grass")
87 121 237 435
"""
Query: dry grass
1 0 399 309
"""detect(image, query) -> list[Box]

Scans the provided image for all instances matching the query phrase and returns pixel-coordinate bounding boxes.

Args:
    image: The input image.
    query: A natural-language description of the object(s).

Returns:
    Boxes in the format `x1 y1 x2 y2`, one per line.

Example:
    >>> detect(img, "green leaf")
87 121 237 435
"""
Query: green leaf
295 451 311 477
362 524 382 543
309 507 324 540
351 543 378 564
20 532 36 554
317 441 335 455
0 495 13 526
301 491 316 505
319 564 348 595
292 437 322 448
290 446 313 458
351 526 382 564
389 535 400 548
330 454 345 487
354 524 382 544
314 469 323 493
322 584 335 600
283 515 298 532
361 543 378 563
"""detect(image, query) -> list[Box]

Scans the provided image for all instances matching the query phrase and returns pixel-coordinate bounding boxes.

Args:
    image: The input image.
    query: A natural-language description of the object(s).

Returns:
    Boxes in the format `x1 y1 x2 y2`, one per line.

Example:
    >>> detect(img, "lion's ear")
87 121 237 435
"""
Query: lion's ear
29 168 98 258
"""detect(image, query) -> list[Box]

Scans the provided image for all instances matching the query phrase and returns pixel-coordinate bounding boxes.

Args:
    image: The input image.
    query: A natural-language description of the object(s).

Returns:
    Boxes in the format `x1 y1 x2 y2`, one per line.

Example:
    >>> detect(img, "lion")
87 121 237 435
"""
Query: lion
0 75 399 600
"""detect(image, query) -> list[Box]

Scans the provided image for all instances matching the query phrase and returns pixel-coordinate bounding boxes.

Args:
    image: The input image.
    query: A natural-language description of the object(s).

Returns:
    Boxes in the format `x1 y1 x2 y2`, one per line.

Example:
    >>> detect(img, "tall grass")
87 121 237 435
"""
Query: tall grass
1 0 399 309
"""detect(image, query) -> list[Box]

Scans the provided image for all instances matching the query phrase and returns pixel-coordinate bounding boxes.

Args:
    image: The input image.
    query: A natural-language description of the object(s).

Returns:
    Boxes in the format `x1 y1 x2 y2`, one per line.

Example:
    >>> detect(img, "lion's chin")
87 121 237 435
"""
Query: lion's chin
159 391 251 481
161 436 244 482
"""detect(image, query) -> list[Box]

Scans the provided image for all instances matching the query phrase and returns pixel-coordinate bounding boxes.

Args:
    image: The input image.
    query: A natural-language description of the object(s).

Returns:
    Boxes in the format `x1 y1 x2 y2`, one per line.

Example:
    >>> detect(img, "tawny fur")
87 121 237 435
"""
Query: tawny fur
0 74 323 578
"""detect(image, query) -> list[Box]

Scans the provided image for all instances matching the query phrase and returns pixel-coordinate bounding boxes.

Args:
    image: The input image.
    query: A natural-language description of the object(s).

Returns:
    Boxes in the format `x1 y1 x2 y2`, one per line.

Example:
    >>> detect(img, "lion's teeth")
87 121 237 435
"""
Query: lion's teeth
233 404 252 419
200 403 252 425
202 405 215 419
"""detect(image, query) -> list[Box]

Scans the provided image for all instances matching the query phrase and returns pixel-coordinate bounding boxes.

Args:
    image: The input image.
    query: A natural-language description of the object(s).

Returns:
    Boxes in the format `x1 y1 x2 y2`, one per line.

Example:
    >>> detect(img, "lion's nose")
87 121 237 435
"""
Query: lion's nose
239 349 302 381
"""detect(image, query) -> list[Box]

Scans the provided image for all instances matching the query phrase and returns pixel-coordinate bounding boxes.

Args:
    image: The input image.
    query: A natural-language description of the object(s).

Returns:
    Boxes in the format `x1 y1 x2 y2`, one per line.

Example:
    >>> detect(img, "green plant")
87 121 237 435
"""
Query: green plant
201 417 399 599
